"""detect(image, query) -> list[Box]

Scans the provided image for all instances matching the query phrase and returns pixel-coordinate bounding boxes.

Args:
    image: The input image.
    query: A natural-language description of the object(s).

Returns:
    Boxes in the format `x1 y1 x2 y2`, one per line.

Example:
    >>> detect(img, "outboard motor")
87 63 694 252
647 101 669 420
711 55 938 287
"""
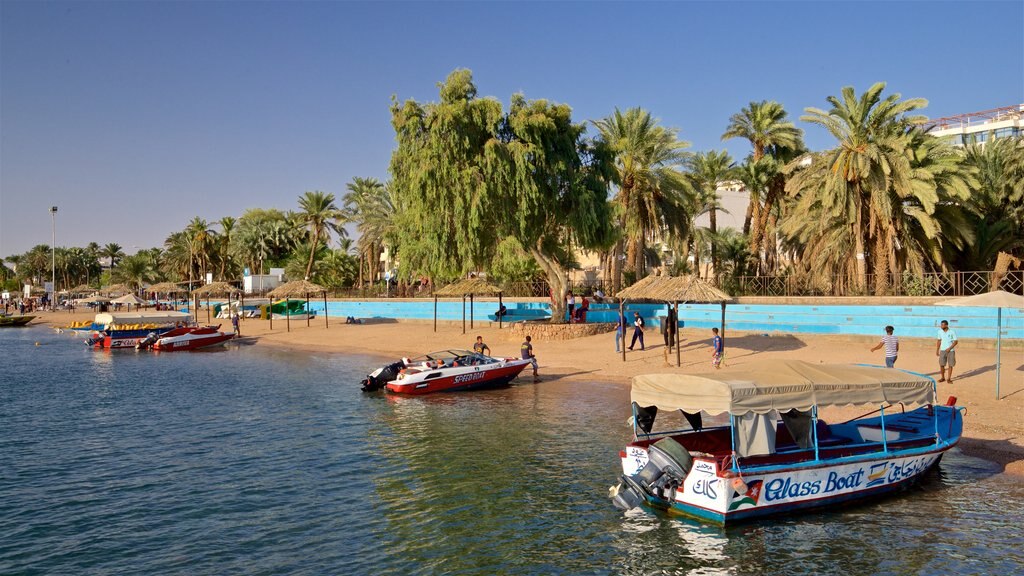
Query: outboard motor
611 436 693 511
136 332 159 350
360 361 406 392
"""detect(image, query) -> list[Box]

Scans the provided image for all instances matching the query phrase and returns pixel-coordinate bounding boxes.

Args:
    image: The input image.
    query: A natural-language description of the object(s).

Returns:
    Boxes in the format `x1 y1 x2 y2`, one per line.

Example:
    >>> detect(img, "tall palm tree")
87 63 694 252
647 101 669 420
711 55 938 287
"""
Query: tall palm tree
592 108 692 288
100 243 125 269
184 217 215 286
113 252 157 291
722 101 803 233
217 216 237 280
297 191 344 280
959 136 1024 268
344 177 397 286
685 150 736 280
794 82 927 292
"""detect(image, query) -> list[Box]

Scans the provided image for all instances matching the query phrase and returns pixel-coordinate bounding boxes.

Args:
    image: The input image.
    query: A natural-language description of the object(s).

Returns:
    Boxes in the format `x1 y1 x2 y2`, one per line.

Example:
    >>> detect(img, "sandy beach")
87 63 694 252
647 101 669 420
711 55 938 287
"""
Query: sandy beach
37 307 1024 476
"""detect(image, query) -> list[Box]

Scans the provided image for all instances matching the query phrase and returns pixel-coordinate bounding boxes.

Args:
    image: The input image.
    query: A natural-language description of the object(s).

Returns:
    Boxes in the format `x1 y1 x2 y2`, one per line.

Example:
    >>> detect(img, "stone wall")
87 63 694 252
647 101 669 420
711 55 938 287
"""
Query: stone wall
506 321 615 341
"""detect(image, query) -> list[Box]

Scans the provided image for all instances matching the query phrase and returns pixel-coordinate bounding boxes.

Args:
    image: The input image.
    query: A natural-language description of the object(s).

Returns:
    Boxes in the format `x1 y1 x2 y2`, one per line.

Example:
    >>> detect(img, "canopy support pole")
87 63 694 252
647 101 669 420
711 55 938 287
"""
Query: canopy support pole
620 299 626 362
206 296 211 324
324 292 329 329
286 298 291 333
470 293 474 330
996 307 1002 399
630 402 639 440
879 405 888 454
498 292 503 329
675 301 680 367
462 295 466 335
720 301 727 358
306 293 310 328
433 295 437 333
812 406 820 461
729 414 739 473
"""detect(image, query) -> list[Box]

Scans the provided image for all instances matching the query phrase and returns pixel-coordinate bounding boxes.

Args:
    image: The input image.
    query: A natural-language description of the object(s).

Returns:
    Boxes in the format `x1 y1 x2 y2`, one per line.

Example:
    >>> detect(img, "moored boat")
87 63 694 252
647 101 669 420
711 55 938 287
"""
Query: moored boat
609 359 962 525
361 349 531 394
0 315 35 327
83 311 193 349
148 325 234 351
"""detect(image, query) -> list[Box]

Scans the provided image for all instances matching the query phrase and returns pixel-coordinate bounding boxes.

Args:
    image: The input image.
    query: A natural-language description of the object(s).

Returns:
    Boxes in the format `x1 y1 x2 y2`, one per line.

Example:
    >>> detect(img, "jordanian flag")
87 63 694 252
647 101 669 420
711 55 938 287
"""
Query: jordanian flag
728 480 763 511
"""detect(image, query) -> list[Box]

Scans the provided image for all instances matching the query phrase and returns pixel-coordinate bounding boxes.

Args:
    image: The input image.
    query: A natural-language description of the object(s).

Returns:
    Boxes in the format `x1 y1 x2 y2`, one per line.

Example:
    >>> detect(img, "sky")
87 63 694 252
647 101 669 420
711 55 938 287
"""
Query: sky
1 0 1022 257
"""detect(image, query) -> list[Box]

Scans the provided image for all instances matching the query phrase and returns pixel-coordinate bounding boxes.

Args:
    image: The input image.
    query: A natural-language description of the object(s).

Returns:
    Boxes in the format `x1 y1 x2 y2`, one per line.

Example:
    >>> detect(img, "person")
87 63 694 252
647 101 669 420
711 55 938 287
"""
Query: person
494 304 508 319
565 291 576 323
628 311 645 351
870 325 899 367
593 289 605 303
574 296 589 323
473 335 491 356
615 312 626 353
231 312 240 335
936 320 959 382
520 335 539 382
711 327 724 368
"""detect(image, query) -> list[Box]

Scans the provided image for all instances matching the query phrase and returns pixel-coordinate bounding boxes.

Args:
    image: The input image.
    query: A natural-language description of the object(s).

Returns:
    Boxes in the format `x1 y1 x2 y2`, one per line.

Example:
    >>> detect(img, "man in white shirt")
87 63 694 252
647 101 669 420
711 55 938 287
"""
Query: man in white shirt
936 320 959 383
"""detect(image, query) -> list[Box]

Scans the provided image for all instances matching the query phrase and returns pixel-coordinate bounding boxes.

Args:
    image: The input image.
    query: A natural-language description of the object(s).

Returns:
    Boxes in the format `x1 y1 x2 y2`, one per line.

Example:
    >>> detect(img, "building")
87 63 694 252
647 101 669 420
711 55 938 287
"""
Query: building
928 104 1023 146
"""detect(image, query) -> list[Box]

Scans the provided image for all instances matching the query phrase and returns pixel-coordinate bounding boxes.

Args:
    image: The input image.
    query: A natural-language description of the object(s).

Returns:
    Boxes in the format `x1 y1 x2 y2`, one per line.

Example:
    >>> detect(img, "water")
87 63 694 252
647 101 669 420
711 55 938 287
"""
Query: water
2 327 1022 575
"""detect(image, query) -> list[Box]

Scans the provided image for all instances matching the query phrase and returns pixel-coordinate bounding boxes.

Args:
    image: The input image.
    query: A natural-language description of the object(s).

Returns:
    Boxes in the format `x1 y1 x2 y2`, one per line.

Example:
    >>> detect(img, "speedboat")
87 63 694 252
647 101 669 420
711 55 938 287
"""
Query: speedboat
609 359 963 525
82 311 193 349
361 349 532 394
143 325 235 351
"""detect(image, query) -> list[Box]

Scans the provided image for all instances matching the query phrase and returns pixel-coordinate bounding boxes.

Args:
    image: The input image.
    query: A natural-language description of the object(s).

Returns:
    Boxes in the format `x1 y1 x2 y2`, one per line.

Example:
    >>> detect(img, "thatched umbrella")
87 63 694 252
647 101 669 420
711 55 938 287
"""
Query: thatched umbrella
434 277 503 333
100 283 133 297
615 275 731 366
268 280 329 332
68 283 95 295
111 292 147 312
148 282 187 310
192 282 238 324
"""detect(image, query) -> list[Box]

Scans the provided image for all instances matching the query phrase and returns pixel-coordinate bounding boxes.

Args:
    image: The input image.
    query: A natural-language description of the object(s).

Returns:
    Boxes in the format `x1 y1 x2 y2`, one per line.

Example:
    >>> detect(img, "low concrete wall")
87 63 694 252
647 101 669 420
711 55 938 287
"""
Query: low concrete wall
507 321 615 341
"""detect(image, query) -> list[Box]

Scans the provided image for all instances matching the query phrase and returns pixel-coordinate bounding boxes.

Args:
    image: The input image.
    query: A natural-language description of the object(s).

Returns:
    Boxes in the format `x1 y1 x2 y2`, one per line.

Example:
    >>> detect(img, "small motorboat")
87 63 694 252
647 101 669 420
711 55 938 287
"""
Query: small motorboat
610 359 963 525
361 349 532 394
146 325 235 351
0 315 35 327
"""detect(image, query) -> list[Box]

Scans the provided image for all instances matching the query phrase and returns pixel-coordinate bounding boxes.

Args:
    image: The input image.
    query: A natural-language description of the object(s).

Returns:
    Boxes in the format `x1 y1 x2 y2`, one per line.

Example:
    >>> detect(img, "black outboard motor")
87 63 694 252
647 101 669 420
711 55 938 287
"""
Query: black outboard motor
611 436 693 511
360 360 406 392
136 332 160 350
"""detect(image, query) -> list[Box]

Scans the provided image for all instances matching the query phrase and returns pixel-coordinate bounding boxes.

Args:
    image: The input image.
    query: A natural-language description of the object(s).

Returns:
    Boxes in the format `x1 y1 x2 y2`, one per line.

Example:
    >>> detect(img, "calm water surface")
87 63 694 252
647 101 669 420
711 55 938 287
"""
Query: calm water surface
1 327 1022 575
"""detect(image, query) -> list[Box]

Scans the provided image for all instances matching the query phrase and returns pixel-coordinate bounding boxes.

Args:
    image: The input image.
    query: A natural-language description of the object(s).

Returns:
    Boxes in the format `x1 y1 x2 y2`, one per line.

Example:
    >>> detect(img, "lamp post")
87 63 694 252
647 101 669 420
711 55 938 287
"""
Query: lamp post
50 206 58 306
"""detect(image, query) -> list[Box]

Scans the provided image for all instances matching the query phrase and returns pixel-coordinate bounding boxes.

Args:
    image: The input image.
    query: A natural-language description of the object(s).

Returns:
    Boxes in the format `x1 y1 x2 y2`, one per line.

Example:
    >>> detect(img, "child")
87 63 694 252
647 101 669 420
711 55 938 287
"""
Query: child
711 327 724 369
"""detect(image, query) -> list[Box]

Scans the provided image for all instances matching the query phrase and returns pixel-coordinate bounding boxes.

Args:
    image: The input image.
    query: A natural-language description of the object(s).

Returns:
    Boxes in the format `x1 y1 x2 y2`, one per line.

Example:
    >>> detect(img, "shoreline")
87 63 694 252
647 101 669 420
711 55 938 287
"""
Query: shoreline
33 309 1024 477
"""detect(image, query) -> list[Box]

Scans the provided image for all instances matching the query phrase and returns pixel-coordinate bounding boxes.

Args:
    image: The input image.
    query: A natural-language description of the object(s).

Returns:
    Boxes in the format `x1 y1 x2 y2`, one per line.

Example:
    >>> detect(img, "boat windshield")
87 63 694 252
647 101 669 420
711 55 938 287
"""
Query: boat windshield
409 350 496 367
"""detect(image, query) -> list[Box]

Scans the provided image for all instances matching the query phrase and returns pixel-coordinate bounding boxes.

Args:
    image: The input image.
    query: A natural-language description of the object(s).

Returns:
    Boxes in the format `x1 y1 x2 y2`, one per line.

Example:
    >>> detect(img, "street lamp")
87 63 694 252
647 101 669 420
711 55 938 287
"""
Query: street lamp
50 206 58 306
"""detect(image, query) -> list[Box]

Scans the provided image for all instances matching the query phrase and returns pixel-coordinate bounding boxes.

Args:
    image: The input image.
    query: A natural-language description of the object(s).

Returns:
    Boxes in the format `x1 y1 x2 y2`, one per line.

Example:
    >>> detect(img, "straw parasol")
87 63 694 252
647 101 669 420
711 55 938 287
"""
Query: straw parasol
615 275 732 366
100 283 133 296
191 282 239 324
112 293 148 311
68 283 95 295
434 277 504 333
268 280 329 332
938 290 1024 399
149 281 187 294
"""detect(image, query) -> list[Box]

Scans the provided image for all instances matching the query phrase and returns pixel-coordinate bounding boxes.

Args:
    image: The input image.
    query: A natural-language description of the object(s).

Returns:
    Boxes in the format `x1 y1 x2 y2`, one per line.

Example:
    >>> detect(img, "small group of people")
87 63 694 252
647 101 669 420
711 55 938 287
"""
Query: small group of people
868 320 959 382
564 291 591 323
471 334 539 383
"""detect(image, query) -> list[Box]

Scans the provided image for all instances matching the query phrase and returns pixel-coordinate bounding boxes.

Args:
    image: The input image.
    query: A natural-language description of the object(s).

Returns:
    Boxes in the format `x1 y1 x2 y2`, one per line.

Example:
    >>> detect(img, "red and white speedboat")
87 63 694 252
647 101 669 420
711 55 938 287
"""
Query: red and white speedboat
361 349 532 395
143 325 235 351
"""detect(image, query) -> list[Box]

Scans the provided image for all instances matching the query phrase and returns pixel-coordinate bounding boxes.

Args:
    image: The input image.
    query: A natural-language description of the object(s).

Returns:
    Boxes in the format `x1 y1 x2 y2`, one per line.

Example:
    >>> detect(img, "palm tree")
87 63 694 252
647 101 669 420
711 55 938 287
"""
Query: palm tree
184 217 215 287
592 108 692 289
113 252 157 291
722 101 803 234
100 243 125 269
959 136 1024 269
344 177 397 286
297 191 344 280
794 82 927 292
685 150 736 280
216 216 237 280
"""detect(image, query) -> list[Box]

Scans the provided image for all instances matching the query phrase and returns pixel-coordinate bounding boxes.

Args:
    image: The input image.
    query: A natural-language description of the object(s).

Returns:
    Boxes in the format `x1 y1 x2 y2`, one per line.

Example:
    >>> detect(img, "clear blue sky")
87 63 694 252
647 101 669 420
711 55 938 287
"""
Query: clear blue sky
2 1 1021 256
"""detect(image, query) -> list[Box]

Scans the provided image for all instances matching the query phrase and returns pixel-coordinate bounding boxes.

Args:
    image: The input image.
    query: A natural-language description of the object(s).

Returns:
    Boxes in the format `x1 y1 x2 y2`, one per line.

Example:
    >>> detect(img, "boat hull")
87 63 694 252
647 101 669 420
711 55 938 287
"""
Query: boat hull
151 327 234 351
617 405 962 525
0 315 35 327
385 361 530 395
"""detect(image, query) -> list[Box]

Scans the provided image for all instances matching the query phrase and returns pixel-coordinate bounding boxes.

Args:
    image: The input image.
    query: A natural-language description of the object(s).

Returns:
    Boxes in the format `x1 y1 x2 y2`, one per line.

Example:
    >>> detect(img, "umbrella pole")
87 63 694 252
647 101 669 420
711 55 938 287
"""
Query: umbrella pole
207 296 211 324
286 298 291 332
462 296 466 335
996 307 1002 399
498 292 503 329
433 296 437 333
470 293 474 330
620 299 626 363
720 301 727 357
306 293 310 328
324 291 328 329
675 301 681 367
269 300 273 330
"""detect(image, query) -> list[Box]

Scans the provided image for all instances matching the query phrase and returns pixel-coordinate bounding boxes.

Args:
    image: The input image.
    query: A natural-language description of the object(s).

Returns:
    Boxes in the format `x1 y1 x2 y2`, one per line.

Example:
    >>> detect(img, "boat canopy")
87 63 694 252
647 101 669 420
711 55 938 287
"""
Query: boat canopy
94 311 193 326
631 359 935 416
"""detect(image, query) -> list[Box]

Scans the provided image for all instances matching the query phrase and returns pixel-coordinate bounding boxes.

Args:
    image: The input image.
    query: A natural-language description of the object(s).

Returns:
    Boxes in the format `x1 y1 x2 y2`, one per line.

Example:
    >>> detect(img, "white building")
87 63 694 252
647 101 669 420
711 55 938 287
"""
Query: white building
928 104 1023 146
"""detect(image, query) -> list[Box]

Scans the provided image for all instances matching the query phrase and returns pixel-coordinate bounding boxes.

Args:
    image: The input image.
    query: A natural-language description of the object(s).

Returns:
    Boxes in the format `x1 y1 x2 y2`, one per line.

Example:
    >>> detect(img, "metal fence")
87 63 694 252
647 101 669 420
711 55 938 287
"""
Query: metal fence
733 270 1024 297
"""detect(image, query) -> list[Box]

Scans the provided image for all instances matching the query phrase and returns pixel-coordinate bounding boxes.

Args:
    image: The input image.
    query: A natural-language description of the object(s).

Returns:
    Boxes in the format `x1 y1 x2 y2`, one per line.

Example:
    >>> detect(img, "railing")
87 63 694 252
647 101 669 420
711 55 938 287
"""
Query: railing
733 270 1023 297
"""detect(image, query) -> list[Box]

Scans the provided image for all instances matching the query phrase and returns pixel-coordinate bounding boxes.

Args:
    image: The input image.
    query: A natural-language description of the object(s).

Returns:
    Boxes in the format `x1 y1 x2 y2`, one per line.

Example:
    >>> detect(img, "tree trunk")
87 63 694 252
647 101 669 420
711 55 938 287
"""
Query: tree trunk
611 238 624 294
742 201 755 236
528 245 568 324
709 208 719 282
749 175 782 270
625 238 638 275
304 227 320 280
634 237 646 278
853 198 867 292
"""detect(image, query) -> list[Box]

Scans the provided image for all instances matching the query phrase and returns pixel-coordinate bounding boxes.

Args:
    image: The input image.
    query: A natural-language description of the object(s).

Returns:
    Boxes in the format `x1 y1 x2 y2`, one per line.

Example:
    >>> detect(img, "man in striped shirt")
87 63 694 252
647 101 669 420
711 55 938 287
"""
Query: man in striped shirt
870 325 899 368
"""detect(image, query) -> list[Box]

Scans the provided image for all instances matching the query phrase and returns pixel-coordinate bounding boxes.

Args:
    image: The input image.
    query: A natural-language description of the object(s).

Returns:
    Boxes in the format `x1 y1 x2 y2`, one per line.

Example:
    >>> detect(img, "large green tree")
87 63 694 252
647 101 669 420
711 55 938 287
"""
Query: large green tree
389 69 615 322
591 107 692 289
685 150 735 280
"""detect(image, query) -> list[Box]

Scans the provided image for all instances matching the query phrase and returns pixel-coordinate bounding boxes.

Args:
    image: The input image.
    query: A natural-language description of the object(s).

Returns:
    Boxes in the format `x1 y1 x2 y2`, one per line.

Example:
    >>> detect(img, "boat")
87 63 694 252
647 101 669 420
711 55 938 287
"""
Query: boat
143 324 235 351
84 311 193 349
609 359 963 525
0 315 35 327
361 349 532 394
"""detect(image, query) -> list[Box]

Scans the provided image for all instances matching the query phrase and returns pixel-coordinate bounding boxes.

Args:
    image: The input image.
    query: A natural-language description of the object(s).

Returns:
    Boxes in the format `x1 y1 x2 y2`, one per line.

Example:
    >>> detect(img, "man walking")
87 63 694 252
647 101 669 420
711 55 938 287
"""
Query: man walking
521 335 539 382
473 335 490 356
231 312 240 336
936 320 959 382
628 311 645 351
870 325 899 367
711 327 724 368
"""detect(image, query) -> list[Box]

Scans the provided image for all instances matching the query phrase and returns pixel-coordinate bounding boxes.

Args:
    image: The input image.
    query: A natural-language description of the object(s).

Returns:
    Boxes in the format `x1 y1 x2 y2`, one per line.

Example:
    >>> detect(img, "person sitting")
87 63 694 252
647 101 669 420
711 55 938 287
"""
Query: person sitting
494 304 508 319
574 297 590 322
593 289 605 303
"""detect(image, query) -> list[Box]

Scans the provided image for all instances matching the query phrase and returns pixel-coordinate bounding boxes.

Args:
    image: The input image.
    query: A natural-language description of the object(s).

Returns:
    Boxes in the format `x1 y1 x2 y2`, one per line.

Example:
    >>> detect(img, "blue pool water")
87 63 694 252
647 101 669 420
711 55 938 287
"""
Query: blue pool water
5 327 1020 574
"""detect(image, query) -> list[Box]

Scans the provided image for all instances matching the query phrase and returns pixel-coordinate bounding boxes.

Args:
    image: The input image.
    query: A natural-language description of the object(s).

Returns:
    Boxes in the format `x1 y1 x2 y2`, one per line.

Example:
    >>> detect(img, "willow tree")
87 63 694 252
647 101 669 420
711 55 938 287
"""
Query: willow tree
389 69 614 322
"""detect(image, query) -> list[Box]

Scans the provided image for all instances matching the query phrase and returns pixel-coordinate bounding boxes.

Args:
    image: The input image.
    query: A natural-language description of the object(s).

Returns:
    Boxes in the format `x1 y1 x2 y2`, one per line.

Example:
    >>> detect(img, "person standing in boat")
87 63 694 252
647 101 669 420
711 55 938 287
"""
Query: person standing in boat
521 335 539 382
870 325 899 367
473 335 490 356
936 320 959 383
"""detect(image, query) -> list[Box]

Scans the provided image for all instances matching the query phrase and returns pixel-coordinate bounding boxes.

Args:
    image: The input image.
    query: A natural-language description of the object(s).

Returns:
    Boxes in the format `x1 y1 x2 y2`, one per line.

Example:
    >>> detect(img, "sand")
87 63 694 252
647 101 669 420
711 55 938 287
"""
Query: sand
37 307 1024 475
